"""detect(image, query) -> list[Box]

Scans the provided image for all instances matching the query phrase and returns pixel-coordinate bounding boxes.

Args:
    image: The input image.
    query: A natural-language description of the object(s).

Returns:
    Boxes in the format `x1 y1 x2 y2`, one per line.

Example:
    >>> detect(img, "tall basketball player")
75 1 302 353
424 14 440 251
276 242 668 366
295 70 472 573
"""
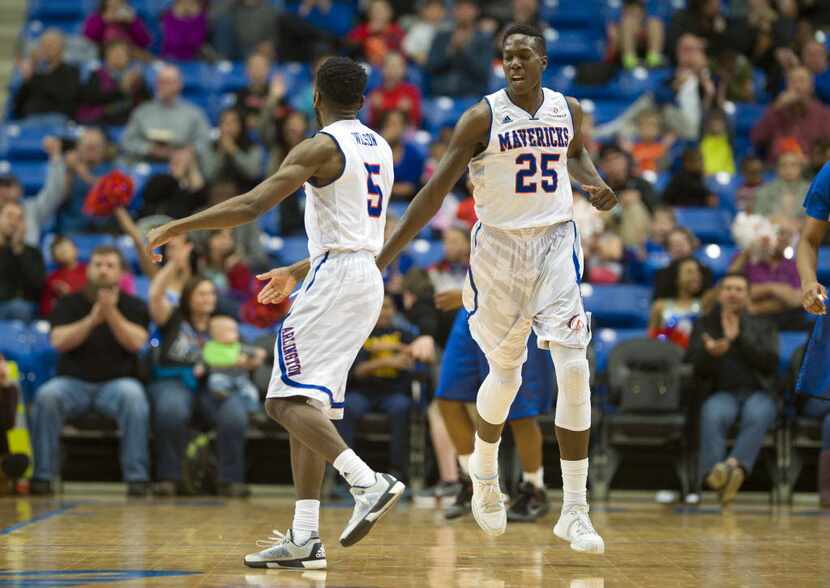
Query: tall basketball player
147 57 404 570
376 24 617 553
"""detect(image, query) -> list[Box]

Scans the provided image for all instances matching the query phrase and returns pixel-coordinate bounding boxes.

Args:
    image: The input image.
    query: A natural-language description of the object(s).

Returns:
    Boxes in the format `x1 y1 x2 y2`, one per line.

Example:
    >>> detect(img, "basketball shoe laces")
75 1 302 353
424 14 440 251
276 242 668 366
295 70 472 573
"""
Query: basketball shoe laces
566 505 597 537
478 477 503 513
256 529 291 548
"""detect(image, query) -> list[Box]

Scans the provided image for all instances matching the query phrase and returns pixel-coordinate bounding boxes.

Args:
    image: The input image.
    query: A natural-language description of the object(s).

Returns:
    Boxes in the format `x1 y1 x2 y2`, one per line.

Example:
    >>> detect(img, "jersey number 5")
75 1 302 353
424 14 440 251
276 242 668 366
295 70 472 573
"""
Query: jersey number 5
515 153 560 194
365 163 383 218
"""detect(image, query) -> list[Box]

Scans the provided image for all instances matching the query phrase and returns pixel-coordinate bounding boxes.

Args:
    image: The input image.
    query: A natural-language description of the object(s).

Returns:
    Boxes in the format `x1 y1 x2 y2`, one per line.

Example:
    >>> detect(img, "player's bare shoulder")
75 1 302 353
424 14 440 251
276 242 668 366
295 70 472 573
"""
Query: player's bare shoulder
302 132 346 186
454 99 494 153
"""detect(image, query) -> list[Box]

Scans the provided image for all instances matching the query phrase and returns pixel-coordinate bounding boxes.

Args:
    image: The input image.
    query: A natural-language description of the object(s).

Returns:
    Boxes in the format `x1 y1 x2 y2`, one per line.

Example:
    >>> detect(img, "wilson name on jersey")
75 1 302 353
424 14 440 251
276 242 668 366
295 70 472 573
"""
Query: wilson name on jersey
468 88 575 230
304 119 394 260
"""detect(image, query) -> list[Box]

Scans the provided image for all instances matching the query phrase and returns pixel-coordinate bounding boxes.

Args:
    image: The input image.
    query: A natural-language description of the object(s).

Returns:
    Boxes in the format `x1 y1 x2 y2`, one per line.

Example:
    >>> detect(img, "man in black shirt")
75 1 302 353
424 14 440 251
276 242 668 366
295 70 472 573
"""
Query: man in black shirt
686 272 778 507
0 201 45 321
12 29 81 120
337 295 414 482
30 246 151 496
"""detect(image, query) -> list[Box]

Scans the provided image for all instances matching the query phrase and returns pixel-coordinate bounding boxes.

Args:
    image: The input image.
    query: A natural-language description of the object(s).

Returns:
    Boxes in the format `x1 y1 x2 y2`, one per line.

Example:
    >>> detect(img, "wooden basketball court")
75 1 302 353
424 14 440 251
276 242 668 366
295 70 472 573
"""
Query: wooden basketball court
1 486 829 587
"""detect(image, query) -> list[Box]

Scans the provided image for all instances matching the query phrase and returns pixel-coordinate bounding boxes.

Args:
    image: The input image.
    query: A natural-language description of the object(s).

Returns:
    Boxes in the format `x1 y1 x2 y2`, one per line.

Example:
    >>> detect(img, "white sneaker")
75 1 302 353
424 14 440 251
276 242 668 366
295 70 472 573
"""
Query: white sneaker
470 472 506 536
339 472 405 547
243 529 327 570
553 504 605 554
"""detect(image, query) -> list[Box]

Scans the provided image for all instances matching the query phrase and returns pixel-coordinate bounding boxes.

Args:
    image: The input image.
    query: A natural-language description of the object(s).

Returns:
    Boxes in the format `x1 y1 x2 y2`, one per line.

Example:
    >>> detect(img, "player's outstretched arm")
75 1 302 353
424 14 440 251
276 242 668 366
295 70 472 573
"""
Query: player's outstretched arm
798 216 829 314
146 134 340 260
376 101 491 270
565 97 617 211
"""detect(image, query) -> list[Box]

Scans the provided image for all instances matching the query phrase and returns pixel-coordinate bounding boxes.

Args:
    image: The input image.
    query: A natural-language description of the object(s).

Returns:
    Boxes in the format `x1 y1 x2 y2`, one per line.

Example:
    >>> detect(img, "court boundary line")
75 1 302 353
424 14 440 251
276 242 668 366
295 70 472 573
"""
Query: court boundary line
0 502 81 536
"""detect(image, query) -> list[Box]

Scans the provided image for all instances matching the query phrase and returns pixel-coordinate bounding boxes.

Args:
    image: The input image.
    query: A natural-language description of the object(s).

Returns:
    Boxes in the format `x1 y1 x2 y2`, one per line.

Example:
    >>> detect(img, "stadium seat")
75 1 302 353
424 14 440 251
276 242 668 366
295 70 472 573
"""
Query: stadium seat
239 323 275 343
732 103 766 137
590 327 648 375
408 239 444 268
817 247 830 284
0 124 62 161
273 235 309 265
586 99 635 125
695 243 738 280
642 250 671 283
285 1 356 37
28 0 86 24
581 284 652 328
2 160 49 195
779 331 808 375
545 29 604 64
133 275 150 301
673 207 734 245
62 233 115 264
422 97 478 133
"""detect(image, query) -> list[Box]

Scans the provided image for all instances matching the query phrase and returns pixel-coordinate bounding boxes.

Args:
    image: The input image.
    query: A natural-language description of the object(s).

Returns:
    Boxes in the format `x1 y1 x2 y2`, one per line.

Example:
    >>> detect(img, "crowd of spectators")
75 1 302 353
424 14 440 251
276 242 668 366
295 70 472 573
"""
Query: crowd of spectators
1 0 829 504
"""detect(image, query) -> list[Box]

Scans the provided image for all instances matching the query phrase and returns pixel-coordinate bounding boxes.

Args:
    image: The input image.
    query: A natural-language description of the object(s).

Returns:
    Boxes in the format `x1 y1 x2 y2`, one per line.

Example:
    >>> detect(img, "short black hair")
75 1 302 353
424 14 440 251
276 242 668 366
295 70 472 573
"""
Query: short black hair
722 271 749 286
315 57 368 108
503 23 546 55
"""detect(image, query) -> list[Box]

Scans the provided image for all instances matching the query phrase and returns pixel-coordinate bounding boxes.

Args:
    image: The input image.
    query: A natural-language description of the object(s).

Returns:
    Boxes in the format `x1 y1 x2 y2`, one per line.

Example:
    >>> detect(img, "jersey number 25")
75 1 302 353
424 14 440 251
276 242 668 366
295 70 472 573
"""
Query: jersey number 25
515 153 560 194
365 163 384 218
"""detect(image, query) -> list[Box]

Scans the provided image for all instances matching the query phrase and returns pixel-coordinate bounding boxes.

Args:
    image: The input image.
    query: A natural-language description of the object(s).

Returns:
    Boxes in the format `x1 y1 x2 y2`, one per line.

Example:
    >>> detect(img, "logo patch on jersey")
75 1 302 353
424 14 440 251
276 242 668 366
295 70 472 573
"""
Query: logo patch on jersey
497 126 570 152
281 327 302 377
567 315 584 331
502 115 513 124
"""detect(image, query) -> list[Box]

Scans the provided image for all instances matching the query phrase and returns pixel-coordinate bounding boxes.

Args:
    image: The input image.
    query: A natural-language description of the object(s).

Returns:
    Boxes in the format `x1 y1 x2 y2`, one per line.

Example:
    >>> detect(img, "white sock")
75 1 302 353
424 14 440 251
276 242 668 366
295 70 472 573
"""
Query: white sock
458 454 471 477
561 458 588 508
291 499 320 544
333 449 376 488
473 434 500 479
523 467 544 490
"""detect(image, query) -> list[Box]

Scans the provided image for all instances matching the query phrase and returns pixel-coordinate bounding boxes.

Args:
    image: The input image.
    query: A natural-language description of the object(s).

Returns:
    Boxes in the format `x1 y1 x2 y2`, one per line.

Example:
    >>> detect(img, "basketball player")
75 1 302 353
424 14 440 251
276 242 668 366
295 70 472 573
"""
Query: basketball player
376 24 617 552
147 57 404 570
439 308 554 523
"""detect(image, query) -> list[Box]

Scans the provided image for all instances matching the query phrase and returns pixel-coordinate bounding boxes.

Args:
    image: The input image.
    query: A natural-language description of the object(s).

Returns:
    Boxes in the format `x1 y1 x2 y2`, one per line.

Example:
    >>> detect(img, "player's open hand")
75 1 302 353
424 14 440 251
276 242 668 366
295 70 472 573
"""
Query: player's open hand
256 267 297 305
802 281 828 315
146 222 182 264
583 184 617 211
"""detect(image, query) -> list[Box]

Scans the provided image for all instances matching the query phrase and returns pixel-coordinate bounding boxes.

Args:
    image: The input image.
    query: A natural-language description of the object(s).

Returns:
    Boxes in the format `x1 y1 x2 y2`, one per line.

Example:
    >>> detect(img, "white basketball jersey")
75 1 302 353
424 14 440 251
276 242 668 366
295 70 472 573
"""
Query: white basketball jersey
304 119 394 259
468 88 575 230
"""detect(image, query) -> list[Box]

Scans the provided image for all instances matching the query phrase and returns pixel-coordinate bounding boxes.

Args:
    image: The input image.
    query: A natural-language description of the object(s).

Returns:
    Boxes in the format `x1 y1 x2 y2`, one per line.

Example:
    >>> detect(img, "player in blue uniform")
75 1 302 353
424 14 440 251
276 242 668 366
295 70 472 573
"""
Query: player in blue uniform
796 160 830 506
438 309 554 522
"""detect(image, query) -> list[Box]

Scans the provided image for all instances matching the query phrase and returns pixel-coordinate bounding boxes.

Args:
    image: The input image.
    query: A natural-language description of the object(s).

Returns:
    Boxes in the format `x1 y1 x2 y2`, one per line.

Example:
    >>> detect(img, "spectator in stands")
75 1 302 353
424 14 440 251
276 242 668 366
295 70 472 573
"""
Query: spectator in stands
83 0 151 54
202 315 265 414
491 0 550 54
162 0 209 61
654 33 716 141
735 155 766 213
139 147 208 220
148 271 251 497
627 109 675 174
338 294 415 483
200 182 269 272
606 0 666 70
700 109 735 176
646 205 676 252
751 66 830 163
686 272 778 507
662 146 717 207
728 0 796 82
199 228 253 316
380 110 425 201
0 202 45 322
77 40 151 126
599 144 658 211
55 128 116 234
12 30 81 121
730 222 803 330
653 227 714 300
802 39 830 105
121 65 211 165
586 231 625 284
0 353 30 495
203 108 263 191
0 137 67 246
810 139 830 178
234 53 272 131
425 0 492 98
666 0 728 61
754 151 810 227
30 246 150 496
209 0 280 61
402 0 445 65
348 0 405 66
649 256 705 349
604 187 652 248
262 105 310 176
369 52 423 129
712 49 755 104
40 236 87 317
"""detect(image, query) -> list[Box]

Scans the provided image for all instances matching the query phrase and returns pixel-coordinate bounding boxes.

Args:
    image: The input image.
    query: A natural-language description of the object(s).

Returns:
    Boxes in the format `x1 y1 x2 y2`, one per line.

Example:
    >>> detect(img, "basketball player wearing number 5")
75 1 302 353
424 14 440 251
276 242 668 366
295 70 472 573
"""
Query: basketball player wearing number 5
147 57 404 570
378 24 616 553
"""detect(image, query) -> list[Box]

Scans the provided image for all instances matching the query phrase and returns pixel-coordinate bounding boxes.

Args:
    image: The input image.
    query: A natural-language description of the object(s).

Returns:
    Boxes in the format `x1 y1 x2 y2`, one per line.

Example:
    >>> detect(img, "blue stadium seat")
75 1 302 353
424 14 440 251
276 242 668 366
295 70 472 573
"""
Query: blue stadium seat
422 97 478 133
673 207 734 245
591 328 648 375
212 61 248 94
546 30 603 64
28 0 86 23
732 103 765 137
817 247 830 284
696 243 738 280
0 124 63 161
587 99 635 125
642 250 671 283
542 66 575 95
581 284 651 328
62 233 116 264
408 239 444 268
274 235 309 265
779 331 808 374
285 1 356 37
2 160 48 195
239 323 275 343
133 275 150 301
706 173 743 215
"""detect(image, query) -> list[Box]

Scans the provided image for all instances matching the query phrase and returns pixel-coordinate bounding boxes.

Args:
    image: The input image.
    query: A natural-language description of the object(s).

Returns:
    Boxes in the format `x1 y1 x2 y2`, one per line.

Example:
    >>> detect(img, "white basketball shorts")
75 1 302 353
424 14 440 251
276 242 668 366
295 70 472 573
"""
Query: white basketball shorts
266 250 384 420
462 220 591 368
